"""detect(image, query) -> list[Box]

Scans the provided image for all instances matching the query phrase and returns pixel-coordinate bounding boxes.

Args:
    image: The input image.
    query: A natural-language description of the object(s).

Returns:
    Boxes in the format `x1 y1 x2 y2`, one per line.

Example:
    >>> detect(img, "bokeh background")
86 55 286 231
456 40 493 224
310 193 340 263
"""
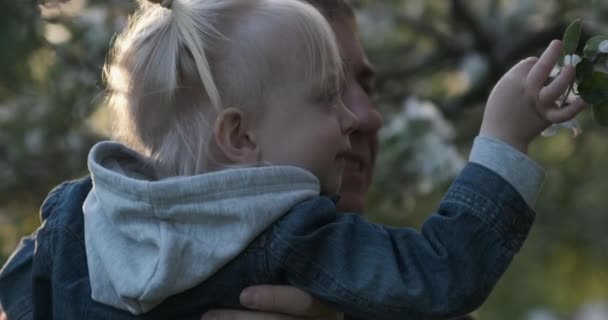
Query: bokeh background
1 0 607 319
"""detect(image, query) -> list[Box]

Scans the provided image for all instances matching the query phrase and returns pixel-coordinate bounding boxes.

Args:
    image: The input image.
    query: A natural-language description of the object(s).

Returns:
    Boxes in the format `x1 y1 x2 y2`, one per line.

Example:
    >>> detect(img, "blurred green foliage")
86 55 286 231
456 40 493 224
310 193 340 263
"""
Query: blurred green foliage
0 0 607 319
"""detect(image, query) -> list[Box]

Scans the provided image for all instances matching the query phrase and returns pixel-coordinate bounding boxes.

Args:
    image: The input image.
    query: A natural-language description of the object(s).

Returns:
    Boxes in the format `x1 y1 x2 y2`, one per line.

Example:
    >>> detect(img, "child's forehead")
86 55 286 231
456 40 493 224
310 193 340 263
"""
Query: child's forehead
269 55 342 93
239 24 342 85
209 1 344 105
233 5 339 63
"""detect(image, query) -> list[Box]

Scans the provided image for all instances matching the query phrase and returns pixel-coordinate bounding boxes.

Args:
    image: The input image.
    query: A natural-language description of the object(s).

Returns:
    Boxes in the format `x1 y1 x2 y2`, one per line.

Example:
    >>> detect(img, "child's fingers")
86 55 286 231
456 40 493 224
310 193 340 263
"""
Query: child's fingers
526 40 563 93
543 97 586 123
538 65 575 104
502 57 538 81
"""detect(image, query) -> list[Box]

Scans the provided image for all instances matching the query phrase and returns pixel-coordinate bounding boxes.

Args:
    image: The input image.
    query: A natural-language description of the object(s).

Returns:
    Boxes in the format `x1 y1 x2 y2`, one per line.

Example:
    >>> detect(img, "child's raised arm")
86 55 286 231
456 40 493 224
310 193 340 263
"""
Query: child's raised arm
480 40 586 153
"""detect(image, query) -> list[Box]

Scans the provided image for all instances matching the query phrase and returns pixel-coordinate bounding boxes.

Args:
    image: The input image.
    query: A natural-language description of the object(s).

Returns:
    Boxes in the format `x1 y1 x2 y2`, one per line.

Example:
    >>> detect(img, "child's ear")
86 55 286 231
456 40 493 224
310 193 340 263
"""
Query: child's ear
212 108 260 164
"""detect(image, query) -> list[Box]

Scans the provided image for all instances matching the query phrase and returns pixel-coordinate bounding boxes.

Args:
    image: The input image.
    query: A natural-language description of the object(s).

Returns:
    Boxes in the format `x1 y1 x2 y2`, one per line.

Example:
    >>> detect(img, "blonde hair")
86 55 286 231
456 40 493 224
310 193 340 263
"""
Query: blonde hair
104 0 343 177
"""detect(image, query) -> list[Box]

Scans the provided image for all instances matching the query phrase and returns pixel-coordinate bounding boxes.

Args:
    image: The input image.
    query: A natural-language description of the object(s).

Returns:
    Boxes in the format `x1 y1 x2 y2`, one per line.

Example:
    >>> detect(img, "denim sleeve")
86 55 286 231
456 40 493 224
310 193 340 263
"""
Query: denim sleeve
469 135 544 207
0 182 69 320
0 236 36 320
266 163 534 320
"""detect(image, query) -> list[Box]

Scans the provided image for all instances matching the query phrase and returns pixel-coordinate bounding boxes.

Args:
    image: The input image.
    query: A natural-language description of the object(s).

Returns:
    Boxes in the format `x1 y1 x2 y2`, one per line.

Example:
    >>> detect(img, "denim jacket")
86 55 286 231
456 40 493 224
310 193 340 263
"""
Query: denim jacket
0 136 540 319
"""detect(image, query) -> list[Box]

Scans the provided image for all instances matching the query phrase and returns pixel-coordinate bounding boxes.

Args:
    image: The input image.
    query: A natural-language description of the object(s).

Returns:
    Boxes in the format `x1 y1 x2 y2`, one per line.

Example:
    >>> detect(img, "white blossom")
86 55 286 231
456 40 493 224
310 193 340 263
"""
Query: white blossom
0 104 17 123
403 97 455 138
45 23 72 45
574 302 608 320
541 119 582 137
525 309 557 320
408 134 465 193
64 131 83 152
379 97 465 194
564 54 582 66
24 129 44 154
599 40 608 53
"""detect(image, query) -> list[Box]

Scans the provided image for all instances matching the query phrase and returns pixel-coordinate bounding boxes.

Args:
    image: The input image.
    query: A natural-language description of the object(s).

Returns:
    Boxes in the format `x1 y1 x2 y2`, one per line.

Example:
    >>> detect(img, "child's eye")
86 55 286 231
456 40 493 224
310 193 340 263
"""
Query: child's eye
319 90 340 104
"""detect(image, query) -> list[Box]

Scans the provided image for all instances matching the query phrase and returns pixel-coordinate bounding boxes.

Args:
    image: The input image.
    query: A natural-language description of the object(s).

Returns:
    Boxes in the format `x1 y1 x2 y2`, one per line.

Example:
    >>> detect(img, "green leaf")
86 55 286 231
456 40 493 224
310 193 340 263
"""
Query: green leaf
583 35 608 59
593 101 608 126
576 58 594 82
578 71 608 104
563 19 582 55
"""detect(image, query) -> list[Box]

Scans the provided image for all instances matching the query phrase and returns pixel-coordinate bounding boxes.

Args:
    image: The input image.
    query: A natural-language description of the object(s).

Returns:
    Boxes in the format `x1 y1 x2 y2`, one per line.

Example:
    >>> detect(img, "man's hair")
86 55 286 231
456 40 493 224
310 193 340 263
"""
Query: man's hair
303 0 354 18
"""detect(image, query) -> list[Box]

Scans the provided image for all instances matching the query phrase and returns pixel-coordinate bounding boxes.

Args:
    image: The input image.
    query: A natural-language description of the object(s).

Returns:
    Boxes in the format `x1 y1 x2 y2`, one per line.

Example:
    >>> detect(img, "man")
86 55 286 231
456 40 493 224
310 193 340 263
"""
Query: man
200 1 469 320
201 2 476 320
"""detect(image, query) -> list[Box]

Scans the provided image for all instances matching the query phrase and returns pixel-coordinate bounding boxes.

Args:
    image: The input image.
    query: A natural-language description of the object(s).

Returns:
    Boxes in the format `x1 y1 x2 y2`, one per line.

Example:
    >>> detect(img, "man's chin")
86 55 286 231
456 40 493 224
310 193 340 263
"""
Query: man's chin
338 170 371 213
336 190 366 213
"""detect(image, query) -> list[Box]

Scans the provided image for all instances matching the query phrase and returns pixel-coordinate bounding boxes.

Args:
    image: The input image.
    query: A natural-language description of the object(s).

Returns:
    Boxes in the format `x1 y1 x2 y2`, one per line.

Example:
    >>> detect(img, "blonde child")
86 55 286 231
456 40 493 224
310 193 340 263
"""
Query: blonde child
0 0 584 319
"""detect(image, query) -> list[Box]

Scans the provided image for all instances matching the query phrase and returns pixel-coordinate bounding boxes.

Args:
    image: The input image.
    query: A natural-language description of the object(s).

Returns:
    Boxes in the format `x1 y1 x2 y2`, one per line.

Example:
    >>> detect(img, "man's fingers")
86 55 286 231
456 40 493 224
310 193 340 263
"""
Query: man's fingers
527 40 563 92
239 285 337 318
201 309 303 320
199 286 343 320
539 65 575 104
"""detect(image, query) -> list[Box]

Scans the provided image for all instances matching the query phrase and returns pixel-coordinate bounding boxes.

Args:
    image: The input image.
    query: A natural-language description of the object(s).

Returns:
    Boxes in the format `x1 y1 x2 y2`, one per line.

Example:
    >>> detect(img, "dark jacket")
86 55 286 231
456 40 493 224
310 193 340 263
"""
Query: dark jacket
0 163 534 319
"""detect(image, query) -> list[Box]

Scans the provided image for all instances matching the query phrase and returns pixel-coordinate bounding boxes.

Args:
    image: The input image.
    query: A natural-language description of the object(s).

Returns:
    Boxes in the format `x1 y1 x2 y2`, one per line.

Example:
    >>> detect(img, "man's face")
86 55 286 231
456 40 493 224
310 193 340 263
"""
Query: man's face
330 16 383 213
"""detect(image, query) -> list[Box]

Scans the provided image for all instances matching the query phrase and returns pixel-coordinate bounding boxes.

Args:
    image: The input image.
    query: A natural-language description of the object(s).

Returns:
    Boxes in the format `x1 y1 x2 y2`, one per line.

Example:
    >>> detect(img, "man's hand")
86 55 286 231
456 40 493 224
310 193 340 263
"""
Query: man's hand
201 285 343 320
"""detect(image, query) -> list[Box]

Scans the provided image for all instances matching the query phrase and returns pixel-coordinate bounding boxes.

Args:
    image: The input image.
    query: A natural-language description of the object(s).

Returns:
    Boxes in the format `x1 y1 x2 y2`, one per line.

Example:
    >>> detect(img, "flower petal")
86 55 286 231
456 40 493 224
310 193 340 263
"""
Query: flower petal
541 119 582 137
599 40 608 53
541 125 559 137
564 54 582 66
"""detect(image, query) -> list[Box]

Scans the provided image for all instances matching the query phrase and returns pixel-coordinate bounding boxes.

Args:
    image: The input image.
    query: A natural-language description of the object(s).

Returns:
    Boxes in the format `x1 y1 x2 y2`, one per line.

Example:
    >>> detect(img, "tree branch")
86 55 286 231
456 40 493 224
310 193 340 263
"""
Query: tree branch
450 0 494 56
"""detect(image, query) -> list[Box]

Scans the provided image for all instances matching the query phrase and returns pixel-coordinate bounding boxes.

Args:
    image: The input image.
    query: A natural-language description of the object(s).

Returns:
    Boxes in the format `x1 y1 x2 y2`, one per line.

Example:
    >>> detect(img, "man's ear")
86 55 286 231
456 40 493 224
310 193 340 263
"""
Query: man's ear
212 108 259 164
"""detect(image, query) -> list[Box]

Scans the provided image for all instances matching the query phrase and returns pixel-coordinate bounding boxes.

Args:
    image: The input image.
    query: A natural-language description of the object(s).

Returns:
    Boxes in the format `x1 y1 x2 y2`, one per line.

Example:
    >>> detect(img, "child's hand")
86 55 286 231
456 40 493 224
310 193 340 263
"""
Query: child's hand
480 40 586 153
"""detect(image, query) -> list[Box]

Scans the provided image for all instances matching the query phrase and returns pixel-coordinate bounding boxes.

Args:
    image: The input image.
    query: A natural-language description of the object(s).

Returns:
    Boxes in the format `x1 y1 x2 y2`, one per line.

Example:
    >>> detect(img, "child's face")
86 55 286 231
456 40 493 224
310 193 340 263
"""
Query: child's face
255 74 359 194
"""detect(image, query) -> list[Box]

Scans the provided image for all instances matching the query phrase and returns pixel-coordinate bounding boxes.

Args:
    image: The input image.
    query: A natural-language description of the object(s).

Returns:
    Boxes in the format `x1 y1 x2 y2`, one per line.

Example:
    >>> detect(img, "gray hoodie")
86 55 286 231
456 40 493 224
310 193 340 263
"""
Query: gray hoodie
83 141 320 314
83 135 544 315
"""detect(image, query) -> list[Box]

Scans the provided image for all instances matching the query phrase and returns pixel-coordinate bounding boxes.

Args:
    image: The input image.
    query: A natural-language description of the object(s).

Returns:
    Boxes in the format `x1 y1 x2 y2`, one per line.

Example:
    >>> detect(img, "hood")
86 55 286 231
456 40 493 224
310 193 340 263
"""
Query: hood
83 141 319 314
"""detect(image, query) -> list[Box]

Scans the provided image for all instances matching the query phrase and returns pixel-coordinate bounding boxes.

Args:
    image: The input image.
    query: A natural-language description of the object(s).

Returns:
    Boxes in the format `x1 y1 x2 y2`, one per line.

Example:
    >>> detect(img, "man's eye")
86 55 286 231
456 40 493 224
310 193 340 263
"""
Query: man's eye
362 82 375 95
